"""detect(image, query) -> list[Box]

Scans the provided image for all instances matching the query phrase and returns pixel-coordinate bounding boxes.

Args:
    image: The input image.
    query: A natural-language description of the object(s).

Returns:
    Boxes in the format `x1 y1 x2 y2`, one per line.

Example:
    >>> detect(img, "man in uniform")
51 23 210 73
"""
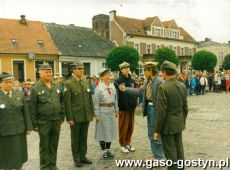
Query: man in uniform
30 64 65 170
115 61 137 153
154 60 188 170
64 62 94 167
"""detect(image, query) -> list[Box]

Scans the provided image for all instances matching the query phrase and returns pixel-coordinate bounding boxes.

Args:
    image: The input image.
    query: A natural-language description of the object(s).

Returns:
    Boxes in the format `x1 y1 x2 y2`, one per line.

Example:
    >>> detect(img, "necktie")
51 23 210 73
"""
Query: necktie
6 92 11 98
107 88 112 95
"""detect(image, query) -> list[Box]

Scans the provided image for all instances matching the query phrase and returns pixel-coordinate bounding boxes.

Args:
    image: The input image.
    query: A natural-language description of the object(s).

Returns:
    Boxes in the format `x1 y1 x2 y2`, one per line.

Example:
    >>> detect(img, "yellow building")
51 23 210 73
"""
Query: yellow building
0 15 59 82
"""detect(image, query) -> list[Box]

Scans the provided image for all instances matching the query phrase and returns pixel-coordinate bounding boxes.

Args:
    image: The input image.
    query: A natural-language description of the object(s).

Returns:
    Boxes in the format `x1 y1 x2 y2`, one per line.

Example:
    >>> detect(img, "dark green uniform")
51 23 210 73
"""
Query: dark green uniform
30 80 64 170
0 90 33 169
64 76 94 165
155 77 188 170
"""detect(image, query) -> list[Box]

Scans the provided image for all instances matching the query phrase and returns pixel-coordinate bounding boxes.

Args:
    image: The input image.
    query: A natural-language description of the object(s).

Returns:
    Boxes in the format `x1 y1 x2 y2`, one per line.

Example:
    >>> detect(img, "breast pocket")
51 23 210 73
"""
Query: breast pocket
38 94 49 103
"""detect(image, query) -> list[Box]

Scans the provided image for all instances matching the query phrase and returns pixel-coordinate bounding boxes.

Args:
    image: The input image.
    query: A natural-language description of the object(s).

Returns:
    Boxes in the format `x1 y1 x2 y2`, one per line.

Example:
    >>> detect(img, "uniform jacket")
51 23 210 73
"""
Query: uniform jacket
142 75 164 117
64 77 94 122
94 82 119 116
115 74 138 111
0 90 33 136
30 80 64 128
155 77 188 134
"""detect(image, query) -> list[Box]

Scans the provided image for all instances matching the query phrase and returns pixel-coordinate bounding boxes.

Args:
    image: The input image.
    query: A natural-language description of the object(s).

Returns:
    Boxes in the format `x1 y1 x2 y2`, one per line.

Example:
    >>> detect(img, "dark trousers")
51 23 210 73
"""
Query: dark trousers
70 122 89 163
38 120 61 170
99 141 111 150
161 132 184 170
118 111 134 146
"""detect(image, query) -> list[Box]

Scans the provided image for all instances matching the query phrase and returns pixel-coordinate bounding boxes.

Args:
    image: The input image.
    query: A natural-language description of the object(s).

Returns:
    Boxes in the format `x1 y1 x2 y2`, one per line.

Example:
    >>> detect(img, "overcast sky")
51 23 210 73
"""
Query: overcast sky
0 0 229 43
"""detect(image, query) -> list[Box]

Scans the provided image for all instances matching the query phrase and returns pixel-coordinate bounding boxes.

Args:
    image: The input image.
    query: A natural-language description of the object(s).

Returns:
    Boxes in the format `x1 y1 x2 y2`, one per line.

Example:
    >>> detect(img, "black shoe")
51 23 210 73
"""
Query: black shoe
81 158 92 164
106 150 114 158
75 161 83 167
103 151 109 159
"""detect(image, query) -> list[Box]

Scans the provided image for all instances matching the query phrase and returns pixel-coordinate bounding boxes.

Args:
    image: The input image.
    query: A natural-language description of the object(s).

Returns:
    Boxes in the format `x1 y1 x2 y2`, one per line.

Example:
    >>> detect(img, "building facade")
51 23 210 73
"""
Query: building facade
0 15 59 82
197 38 230 71
93 10 197 73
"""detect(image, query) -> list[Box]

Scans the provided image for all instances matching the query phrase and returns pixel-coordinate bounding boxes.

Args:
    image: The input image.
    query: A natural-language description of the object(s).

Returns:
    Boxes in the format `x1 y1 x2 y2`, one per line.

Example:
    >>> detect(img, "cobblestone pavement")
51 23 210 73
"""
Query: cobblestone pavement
24 93 230 170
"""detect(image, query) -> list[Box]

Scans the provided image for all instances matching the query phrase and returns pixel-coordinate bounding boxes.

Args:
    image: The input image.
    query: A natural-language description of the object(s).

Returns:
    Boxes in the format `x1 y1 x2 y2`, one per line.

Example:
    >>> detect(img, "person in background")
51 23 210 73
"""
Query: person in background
0 72 33 170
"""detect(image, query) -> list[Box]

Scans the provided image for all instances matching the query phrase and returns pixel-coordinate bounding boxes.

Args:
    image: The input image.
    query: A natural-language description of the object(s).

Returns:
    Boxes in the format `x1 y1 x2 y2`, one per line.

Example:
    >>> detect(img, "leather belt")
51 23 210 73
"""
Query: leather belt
99 103 114 107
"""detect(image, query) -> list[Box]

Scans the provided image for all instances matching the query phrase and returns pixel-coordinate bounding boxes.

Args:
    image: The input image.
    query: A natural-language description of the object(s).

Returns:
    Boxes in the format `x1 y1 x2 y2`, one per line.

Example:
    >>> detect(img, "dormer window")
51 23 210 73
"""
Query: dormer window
11 39 17 44
37 40 44 47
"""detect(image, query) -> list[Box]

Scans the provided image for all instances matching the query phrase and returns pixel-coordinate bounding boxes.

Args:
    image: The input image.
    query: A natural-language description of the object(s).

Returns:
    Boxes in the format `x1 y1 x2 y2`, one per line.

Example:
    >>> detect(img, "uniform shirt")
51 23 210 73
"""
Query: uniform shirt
2 90 12 98
146 76 156 101
94 82 119 116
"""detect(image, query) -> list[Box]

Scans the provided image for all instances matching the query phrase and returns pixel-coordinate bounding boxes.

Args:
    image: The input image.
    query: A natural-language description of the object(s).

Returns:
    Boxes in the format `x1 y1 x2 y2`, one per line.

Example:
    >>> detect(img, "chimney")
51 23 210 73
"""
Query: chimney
205 37 211 41
109 10 116 21
20 15 27 25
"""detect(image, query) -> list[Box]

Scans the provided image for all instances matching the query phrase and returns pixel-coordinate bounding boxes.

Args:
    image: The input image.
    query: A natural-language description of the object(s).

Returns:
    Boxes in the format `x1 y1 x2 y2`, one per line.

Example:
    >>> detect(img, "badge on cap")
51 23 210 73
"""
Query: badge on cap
42 90 45 94
38 92 41 95
57 89 60 93
0 104 5 109
87 88 91 92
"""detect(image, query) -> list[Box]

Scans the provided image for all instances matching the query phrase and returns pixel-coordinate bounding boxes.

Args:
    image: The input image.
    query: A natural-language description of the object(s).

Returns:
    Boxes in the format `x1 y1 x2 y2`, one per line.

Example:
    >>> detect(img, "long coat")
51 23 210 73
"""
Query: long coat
0 90 33 169
94 82 118 142
155 77 188 134
64 77 94 122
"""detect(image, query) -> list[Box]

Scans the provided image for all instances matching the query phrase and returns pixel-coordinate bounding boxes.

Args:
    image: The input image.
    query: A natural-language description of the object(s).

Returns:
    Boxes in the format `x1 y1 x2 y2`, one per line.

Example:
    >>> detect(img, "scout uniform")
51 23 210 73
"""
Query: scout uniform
64 62 94 167
155 60 188 170
0 72 33 169
94 68 119 159
30 65 64 170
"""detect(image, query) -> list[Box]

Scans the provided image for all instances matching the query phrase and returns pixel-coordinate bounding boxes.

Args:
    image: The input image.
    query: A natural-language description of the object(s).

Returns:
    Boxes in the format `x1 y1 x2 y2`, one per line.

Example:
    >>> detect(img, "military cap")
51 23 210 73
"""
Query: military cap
39 64 52 70
160 60 177 71
72 61 84 69
119 61 130 69
0 72 14 81
98 68 111 77
144 61 159 69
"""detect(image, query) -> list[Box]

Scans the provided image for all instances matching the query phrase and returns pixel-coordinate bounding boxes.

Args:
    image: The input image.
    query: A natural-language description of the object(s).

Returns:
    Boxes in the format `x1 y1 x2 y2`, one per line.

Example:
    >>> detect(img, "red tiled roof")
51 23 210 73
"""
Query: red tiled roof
114 15 196 43
0 18 59 54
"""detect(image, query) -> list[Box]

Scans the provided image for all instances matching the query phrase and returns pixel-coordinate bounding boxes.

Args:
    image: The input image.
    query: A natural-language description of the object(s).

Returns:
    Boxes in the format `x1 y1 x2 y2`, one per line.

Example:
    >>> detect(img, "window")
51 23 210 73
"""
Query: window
134 43 139 52
219 52 224 59
173 47 177 52
37 40 44 48
146 44 151 54
189 48 193 55
102 62 107 68
172 31 177 38
156 45 160 50
11 39 17 45
95 22 98 29
181 48 184 56
154 29 161 36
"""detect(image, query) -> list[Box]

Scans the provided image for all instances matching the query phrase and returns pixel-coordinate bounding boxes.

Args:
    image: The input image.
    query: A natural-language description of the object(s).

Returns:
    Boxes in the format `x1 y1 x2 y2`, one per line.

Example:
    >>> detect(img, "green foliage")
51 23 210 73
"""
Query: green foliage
155 47 179 67
222 54 230 70
192 51 217 71
106 46 139 71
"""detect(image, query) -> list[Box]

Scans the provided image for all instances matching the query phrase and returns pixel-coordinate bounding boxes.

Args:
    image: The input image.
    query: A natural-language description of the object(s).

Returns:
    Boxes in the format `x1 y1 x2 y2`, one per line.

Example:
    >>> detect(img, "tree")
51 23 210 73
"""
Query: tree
106 46 139 71
222 54 230 70
154 47 179 67
192 51 217 71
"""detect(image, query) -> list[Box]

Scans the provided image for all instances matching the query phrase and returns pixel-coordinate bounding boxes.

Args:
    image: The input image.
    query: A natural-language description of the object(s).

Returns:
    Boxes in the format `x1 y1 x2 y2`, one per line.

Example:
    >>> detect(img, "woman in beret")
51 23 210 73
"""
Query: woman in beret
94 69 119 159
0 72 33 170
